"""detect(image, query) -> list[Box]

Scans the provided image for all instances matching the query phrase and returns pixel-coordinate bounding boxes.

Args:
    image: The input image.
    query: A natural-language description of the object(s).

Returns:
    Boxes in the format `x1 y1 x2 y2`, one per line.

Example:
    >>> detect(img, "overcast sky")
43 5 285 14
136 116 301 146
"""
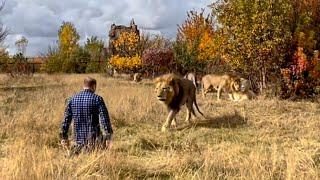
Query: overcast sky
0 0 212 56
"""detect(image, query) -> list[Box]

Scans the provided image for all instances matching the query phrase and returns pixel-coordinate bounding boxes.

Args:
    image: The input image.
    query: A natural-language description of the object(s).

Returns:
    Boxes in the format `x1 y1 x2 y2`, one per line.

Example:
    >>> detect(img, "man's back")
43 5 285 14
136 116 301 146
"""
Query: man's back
61 89 113 145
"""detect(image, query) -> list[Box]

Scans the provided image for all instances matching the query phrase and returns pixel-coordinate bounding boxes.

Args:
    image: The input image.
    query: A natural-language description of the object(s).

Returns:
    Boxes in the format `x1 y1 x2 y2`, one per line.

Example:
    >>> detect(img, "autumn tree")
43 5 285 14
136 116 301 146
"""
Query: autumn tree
211 0 292 93
109 31 142 72
289 0 320 56
112 31 139 57
58 22 80 58
56 22 82 72
142 49 174 75
277 0 320 98
139 34 175 74
175 9 216 73
45 22 82 73
177 10 215 62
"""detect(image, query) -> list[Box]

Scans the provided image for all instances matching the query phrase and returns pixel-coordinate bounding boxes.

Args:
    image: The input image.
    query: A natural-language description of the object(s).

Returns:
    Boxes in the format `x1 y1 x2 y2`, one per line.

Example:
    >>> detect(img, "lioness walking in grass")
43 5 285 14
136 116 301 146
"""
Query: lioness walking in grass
60 77 113 155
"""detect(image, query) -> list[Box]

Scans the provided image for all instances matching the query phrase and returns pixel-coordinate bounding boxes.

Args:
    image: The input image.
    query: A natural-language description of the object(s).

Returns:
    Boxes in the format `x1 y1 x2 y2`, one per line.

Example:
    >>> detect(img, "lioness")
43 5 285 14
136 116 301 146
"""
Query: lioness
201 74 241 100
154 73 203 132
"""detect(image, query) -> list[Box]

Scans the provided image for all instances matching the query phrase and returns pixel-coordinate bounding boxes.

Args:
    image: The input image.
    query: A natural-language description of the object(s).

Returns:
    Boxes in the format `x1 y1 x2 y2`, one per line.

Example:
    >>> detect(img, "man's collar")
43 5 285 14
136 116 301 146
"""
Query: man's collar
83 88 94 93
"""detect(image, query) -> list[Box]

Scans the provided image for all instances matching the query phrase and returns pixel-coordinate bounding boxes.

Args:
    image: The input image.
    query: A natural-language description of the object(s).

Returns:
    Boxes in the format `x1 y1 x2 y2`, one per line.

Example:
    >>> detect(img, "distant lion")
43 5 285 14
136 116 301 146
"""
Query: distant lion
201 74 241 101
231 90 256 101
239 78 250 92
154 73 204 132
133 73 142 82
184 72 197 88
230 78 256 101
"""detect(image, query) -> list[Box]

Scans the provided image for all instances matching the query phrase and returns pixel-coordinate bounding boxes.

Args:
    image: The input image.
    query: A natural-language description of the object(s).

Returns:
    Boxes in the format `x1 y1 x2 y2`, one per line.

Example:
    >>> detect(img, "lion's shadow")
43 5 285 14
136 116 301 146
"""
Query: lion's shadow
176 112 247 130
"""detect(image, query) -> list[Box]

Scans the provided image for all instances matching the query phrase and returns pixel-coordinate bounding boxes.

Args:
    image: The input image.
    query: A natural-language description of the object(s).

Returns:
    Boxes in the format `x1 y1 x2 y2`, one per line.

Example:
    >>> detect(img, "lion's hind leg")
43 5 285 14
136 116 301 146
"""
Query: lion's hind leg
185 100 195 124
217 86 223 101
202 83 212 98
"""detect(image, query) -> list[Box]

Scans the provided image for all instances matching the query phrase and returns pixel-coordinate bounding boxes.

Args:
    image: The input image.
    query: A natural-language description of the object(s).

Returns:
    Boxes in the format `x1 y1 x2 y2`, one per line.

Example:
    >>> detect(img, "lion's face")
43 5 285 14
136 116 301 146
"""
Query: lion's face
231 79 241 92
154 74 180 104
155 81 175 103
240 78 249 92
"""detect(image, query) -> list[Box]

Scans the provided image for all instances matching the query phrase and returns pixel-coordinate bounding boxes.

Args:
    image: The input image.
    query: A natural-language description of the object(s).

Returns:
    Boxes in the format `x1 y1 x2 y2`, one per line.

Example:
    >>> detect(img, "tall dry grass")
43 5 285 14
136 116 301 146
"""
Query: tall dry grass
0 74 319 179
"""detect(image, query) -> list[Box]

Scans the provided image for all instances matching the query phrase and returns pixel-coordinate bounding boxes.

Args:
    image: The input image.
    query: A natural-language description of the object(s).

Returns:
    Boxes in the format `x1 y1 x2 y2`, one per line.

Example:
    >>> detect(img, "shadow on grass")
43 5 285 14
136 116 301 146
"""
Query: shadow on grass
176 112 247 130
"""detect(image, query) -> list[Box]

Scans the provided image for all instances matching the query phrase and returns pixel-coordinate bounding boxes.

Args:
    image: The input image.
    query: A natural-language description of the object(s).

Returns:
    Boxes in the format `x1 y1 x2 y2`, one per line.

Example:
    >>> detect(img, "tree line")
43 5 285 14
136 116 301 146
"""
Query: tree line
0 0 319 99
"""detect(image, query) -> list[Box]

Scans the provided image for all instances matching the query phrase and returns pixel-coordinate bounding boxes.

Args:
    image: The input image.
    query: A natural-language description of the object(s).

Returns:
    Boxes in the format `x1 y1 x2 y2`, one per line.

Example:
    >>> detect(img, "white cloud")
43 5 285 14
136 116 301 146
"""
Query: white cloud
1 0 212 56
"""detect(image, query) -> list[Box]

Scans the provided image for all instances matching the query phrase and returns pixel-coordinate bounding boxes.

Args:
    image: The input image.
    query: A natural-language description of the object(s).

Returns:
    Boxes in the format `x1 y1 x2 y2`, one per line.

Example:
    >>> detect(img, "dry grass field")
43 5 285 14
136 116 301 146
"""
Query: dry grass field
0 74 319 179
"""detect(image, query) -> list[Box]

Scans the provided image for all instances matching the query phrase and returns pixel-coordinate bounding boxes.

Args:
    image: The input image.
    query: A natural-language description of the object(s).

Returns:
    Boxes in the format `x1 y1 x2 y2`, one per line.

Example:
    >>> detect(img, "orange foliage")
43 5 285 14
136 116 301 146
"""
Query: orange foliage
293 47 308 74
109 55 142 71
112 32 139 57
177 10 215 61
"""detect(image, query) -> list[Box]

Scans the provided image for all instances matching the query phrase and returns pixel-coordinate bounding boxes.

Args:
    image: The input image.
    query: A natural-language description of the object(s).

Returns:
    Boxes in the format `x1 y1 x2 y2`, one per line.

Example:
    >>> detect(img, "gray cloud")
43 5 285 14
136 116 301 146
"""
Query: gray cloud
1 0 212 56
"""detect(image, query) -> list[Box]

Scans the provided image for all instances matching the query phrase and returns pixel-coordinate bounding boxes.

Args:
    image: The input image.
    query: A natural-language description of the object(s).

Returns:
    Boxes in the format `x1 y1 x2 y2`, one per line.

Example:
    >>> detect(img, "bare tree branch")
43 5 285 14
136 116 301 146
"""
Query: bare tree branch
0 1 8 44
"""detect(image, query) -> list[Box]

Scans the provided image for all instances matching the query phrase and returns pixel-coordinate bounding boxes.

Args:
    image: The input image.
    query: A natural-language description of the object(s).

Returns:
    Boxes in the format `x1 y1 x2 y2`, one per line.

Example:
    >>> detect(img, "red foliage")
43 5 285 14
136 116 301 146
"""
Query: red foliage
293 47 308 74
281 47 320 98
142 49 174 70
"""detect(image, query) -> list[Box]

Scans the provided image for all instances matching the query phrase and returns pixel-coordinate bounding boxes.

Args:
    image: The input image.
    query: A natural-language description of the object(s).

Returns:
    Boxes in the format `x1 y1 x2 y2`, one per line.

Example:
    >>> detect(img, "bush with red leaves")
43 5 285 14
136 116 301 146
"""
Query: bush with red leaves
142 48 174 74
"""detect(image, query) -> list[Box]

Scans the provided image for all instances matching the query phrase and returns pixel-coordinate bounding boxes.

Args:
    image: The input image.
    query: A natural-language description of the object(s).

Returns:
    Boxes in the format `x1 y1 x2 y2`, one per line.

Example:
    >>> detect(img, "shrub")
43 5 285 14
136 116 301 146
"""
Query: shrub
142 48 174 74
0 49 9 72
109 55 142 72
7 53 33 77
281 48 320 98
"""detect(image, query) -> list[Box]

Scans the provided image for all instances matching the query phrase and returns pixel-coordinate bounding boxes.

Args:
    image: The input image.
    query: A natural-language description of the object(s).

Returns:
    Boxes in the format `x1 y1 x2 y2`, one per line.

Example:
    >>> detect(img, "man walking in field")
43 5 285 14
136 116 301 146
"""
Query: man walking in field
60 77 113 154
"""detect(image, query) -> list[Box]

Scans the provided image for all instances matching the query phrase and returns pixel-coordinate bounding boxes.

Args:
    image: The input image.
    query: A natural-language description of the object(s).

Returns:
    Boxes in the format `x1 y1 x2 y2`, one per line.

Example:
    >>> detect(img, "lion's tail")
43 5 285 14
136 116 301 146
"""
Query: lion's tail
193 98 204 117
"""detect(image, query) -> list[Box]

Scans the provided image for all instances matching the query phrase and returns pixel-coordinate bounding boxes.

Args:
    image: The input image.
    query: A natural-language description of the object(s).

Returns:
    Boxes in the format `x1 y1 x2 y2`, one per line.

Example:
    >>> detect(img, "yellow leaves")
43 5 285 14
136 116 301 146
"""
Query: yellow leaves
110 31 141 70
58 22 80 56
109 55 142 70
198 31 215 61
113 32 139 56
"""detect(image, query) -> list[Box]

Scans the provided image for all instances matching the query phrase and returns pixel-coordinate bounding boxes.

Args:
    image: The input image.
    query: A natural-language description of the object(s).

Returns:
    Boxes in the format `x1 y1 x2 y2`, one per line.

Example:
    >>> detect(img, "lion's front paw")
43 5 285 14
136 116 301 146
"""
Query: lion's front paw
171 120 178 128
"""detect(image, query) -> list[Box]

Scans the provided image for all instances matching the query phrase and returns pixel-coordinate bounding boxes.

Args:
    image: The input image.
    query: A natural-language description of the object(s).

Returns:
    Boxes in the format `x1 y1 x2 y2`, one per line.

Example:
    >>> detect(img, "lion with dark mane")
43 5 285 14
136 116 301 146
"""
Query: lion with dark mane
154 73 203 132
231 78 256 101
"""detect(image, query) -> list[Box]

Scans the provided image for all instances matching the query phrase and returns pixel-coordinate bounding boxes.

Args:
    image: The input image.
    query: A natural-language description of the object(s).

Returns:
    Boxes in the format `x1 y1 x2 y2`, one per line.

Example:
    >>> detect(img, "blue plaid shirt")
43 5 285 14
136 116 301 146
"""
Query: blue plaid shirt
60 89 113 145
